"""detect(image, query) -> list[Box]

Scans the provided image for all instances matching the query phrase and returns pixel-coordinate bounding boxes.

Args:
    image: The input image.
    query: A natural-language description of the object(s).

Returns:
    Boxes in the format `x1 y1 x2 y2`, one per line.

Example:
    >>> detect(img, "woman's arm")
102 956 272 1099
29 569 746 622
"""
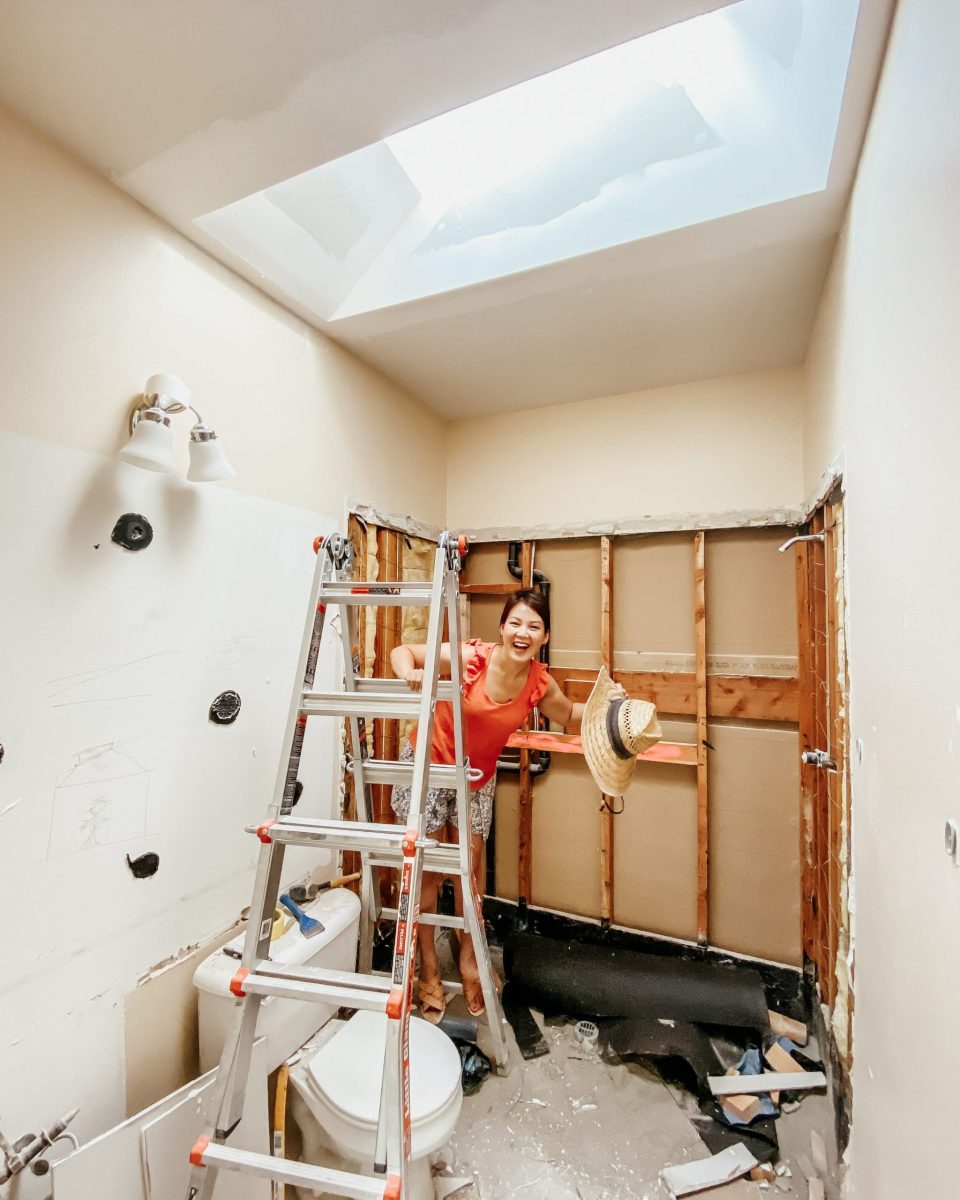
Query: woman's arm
390 642 477 692
537 675 585 731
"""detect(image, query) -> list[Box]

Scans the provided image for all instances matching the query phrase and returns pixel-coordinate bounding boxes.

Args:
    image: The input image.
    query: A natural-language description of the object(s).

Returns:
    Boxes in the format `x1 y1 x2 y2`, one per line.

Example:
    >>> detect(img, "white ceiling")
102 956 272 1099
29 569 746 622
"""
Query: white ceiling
0 0 894 418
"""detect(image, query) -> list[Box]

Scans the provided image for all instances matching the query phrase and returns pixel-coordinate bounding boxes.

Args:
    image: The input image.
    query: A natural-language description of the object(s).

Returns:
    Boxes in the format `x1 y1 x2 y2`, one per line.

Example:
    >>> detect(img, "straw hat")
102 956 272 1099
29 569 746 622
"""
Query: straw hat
582 667 662 796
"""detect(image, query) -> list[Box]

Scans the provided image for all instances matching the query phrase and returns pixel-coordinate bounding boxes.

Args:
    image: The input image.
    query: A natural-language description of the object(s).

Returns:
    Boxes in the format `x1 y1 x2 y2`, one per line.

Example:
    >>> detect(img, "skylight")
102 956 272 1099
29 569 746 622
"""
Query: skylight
196 0 859 321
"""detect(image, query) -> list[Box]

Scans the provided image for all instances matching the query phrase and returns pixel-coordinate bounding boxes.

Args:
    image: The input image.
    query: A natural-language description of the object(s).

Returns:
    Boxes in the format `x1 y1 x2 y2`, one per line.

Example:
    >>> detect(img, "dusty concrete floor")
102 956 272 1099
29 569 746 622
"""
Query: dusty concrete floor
433 999 841 1200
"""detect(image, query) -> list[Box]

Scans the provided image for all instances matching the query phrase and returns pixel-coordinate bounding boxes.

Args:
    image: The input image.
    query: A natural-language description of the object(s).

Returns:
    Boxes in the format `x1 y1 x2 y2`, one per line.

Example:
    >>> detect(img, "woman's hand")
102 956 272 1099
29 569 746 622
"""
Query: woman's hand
404 668 425 692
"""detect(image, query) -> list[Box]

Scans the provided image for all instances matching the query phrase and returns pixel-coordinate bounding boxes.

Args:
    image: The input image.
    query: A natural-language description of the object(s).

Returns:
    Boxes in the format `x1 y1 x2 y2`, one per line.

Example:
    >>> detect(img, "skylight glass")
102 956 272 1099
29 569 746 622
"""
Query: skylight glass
196 0 859 321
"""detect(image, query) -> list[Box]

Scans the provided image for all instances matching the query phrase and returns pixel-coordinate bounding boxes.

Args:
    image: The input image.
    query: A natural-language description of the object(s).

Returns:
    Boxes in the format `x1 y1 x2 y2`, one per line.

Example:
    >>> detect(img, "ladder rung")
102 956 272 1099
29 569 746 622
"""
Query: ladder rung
359 758 482 788
352 677 455 696
251 817 440 855
381 908 465 930
240 963 394 1012
367 844 463 872
321 583 435 607
192 1140 394 1200
302 684 454 720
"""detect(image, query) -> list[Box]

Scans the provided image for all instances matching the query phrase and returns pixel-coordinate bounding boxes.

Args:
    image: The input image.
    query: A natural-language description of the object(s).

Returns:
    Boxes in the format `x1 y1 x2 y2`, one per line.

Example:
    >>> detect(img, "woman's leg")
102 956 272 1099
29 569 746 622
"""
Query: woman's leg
417 867 443 980
453 830 487 1013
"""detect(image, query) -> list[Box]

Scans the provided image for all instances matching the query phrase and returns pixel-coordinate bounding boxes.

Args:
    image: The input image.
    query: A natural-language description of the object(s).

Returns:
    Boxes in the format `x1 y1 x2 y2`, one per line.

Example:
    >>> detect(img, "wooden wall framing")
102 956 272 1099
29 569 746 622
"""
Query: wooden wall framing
463 529 800 963
347 520 804 967
797 496 850 1013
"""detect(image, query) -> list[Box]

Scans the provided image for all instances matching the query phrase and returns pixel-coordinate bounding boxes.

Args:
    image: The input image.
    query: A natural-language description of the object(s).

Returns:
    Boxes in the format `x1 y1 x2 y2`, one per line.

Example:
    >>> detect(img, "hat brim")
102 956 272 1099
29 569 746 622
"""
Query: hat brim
582 666 661 796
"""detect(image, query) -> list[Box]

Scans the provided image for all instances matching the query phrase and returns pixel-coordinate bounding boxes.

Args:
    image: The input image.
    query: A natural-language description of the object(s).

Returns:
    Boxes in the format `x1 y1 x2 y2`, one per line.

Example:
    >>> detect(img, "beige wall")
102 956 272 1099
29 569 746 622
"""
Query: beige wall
0 104 445 524
802 2 960 1195
446 367 804 531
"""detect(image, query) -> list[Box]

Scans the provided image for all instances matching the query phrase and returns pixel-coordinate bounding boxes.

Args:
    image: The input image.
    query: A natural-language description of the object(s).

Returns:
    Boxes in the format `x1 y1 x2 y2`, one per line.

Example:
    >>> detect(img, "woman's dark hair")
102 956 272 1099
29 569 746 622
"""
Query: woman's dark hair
499 588 551 634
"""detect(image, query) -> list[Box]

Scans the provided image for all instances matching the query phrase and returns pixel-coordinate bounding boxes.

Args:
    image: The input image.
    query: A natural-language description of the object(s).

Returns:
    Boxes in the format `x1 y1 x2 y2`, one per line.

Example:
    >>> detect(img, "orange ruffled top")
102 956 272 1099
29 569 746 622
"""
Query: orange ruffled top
409 640 550 787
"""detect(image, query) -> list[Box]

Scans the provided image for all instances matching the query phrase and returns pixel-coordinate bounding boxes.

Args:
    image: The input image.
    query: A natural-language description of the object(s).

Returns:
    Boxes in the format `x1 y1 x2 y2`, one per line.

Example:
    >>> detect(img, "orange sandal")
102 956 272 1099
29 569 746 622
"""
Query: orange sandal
417 975 446 1024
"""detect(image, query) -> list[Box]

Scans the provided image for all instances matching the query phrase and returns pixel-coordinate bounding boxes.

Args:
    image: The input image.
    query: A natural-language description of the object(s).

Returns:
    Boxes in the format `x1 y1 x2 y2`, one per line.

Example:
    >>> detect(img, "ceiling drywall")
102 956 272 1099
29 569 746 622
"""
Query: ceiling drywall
0 0 894 417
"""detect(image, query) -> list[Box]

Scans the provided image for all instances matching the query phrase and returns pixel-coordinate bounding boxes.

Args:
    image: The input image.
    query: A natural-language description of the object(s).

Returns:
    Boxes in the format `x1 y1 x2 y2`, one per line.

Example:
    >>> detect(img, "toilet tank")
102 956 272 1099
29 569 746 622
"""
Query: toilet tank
194 886 361 1073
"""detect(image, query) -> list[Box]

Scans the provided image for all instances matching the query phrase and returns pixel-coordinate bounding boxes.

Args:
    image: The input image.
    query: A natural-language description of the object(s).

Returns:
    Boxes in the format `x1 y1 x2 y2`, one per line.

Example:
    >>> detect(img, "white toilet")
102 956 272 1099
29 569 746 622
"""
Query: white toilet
288 1011 463 1200
193 886 363 1073
194 886 463 1199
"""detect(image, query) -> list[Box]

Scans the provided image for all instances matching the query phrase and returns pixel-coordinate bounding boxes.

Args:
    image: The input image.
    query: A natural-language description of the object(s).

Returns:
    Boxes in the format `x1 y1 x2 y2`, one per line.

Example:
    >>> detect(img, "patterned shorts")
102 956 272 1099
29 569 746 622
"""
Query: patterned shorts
390 739 496 840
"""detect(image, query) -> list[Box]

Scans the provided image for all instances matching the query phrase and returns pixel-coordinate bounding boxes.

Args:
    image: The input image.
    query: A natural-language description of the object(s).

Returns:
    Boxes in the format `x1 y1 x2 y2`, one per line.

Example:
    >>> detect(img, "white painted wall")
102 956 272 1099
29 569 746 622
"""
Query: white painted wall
0 103 445 1191
801 1 960 1195
446 367 804 530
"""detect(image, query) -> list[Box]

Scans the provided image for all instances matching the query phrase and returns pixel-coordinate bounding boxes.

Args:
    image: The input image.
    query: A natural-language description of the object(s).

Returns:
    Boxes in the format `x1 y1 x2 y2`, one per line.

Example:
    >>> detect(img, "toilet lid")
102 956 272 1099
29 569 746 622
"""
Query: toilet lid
307 1010 462 1125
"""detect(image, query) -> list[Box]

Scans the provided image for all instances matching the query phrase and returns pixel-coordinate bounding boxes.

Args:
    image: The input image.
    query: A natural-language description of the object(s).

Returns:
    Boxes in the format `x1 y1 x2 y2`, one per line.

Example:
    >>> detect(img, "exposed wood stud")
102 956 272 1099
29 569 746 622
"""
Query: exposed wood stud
518 541 535 906
552 670 798 723
809 509 832 1002
460 583 519 596
825 503 843 1010
694 530 709 947
600 535 615 927
796 533 818 965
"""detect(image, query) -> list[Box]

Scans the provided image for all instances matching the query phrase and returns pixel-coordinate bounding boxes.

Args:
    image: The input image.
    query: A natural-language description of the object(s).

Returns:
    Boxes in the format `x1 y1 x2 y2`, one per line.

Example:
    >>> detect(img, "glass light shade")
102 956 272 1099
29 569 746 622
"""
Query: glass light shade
187 432 236 482
119 410 175 473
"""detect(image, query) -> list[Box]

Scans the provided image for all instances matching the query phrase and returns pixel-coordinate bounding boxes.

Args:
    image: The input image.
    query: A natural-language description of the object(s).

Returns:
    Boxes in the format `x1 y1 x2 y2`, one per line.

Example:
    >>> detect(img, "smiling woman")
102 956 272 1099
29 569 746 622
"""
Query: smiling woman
389 588 584 1021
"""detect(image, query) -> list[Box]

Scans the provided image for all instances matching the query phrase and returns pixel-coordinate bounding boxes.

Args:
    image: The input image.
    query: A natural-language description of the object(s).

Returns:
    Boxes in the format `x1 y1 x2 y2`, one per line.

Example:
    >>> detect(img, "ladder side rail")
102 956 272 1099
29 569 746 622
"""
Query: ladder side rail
376 538 450 1189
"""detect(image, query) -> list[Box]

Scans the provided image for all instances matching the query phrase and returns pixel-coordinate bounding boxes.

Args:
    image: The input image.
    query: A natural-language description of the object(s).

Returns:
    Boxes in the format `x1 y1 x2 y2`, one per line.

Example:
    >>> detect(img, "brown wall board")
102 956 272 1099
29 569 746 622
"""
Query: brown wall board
613 534 696 657
708 723 801 965
461 541 518 645
493 773 520 901
613 761 699 941
531 539 601 657
705 528 798 659
529 753 603 920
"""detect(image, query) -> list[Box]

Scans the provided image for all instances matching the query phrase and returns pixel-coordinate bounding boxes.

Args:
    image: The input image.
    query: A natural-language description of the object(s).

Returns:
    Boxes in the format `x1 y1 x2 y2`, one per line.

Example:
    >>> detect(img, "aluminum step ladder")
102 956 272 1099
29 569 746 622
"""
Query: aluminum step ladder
185 530 509 1200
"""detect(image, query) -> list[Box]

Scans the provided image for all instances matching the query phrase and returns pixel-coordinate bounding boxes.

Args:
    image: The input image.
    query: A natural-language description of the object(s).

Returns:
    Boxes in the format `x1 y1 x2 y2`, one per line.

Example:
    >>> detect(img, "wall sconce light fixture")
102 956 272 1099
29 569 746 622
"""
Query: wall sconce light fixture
119 374 235 482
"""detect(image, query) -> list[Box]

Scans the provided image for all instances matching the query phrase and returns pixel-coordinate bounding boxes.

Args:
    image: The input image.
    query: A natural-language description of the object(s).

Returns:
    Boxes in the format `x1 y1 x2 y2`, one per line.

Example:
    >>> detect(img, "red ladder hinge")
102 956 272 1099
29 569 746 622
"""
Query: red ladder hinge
189 1135 210 1166
401 828 418 857
256 819 276 843
230 968 249 998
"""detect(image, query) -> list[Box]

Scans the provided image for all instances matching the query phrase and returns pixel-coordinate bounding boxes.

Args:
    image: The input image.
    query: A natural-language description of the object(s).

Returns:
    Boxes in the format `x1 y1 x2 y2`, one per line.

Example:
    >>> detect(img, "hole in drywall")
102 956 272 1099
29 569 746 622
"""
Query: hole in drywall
0 743 5 765
209 690 242 725
111 513 154 551
126 851 160 879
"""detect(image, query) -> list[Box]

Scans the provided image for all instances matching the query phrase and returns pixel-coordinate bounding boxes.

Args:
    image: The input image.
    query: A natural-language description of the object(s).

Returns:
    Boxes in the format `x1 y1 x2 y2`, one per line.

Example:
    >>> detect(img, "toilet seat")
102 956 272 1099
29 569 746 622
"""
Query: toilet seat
300 1010 463 1158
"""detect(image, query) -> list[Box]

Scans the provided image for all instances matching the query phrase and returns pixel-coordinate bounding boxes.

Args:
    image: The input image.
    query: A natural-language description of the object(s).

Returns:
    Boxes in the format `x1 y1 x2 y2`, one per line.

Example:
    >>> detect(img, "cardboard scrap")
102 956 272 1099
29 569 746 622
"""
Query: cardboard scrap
767 1010 808 1047
721 1068 764 1124
661 1143 759 1196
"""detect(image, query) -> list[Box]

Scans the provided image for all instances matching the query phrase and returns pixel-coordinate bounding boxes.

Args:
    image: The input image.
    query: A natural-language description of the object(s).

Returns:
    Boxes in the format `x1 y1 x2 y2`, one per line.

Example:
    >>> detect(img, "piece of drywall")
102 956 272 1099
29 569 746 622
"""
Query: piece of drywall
708 723 801 964
705 529 797 660
123 924 240 1117
0 432 338 1173
800 0 960 1191
446 367 804 532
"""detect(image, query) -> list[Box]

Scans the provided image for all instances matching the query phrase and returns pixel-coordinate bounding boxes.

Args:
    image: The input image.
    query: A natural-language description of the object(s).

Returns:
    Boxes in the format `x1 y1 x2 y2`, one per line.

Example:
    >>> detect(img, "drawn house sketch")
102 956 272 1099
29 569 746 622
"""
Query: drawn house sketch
48 743 150 858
